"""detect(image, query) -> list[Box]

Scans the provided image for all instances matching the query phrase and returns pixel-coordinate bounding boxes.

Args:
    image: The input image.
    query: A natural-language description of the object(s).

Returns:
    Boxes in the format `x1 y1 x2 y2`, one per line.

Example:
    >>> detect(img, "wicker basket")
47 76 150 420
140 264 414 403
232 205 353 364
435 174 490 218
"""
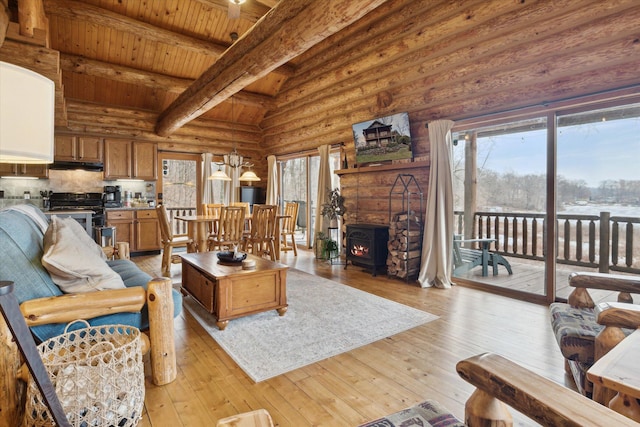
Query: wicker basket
24 321 145 427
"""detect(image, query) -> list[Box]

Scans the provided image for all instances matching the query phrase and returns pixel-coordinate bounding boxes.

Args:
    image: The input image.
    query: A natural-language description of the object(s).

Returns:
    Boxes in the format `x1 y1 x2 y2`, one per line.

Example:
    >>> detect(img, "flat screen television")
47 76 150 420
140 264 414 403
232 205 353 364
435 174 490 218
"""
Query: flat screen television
352 112 413 165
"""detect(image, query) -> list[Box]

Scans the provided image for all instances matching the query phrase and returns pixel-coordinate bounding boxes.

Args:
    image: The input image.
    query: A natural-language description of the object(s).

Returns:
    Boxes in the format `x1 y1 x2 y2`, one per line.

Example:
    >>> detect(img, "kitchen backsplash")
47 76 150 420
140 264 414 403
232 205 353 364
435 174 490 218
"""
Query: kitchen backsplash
0 169 155 209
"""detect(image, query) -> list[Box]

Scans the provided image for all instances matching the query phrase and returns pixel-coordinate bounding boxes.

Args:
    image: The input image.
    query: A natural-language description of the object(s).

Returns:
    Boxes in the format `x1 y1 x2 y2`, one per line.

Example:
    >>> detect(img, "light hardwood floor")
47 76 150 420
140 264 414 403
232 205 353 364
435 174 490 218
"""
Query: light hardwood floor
133 249 572 426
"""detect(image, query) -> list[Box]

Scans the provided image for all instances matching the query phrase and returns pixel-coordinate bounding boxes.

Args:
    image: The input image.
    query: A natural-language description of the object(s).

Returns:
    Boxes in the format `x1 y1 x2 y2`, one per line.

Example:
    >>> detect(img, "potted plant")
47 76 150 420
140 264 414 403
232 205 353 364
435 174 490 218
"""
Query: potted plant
321 187 346 228
315 231 339 260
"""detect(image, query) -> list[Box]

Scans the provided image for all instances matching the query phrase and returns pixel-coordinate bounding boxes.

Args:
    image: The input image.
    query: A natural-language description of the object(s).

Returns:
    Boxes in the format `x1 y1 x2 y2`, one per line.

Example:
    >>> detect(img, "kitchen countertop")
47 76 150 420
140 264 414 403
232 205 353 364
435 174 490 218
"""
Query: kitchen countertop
105 206 155 211
44 209 95 214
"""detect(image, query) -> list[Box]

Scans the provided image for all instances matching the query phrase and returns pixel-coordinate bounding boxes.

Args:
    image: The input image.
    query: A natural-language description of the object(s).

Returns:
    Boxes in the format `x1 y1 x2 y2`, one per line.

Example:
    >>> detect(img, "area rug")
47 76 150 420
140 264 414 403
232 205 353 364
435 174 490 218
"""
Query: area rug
182 268 438 382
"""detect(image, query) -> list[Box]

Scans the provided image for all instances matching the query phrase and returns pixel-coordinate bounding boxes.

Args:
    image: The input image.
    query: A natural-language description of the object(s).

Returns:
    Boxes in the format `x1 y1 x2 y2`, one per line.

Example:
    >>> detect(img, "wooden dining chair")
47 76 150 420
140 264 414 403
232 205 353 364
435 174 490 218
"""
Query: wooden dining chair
157 204 194 276
243 204 277 260
208 206 246 251
280 202 299 256
202 203 223 237
232 201 252 237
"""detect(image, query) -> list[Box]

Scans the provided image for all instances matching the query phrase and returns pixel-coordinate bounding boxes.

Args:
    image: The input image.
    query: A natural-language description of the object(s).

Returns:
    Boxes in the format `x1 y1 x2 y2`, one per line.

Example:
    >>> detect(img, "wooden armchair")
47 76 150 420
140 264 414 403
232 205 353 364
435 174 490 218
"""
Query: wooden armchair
550 272 639 403
362 352 637 426
157 204 194 276
456 352 638 426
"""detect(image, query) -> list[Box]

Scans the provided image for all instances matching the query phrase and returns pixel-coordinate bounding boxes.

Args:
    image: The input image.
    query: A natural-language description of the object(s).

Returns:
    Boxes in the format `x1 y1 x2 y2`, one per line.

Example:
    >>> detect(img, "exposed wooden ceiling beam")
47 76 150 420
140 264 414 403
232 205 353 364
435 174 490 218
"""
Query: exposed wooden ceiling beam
256 0 279 8
43 0 228 57
155 0 390 137
59 53 276 109
193 0 271 22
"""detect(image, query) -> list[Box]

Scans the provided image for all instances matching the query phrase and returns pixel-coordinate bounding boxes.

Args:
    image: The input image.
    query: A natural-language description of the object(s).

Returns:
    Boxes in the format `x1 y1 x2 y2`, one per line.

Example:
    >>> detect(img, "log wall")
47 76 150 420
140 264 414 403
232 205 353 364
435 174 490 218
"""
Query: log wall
267 0 640 229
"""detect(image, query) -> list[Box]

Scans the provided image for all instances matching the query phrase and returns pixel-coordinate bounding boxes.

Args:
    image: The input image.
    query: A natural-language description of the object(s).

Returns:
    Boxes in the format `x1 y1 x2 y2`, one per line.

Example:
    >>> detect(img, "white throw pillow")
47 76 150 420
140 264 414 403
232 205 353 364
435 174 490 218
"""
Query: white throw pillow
42 216 125 293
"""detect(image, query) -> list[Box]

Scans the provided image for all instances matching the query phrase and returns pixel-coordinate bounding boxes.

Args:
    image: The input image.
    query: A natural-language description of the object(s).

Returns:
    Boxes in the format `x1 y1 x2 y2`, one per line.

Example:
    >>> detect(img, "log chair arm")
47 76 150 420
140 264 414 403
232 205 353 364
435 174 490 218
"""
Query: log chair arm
456 353 637 427
568 272 640 307
596 302 640 329
20 287 147 326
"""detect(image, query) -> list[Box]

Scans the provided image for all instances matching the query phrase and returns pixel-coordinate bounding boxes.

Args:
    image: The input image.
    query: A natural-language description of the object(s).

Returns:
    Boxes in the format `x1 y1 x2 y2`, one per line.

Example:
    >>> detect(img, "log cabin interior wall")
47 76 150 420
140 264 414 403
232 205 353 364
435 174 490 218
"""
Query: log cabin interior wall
1 0 639 222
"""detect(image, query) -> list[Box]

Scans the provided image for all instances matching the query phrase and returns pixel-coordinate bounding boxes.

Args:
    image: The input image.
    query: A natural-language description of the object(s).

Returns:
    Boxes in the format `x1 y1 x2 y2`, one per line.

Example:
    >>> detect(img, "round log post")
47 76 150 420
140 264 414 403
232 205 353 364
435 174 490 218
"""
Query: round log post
465 388 513 427
146 277 176 386
593 326 627 406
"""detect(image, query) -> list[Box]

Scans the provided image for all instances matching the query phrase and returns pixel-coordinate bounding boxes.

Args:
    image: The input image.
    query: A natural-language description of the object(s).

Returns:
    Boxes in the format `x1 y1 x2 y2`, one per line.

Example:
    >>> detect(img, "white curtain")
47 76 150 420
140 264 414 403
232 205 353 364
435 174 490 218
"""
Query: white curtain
266 155 278 205
223 154 241 204
314 145 331 242
418 120 455 289
201 153 215 205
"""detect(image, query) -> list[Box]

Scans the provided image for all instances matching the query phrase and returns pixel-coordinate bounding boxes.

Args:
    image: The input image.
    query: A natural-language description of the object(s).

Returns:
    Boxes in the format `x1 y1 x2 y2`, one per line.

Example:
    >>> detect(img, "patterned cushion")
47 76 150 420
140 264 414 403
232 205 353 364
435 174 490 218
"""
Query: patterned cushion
550 301 634 398
549 303 601 364
359 400 465 427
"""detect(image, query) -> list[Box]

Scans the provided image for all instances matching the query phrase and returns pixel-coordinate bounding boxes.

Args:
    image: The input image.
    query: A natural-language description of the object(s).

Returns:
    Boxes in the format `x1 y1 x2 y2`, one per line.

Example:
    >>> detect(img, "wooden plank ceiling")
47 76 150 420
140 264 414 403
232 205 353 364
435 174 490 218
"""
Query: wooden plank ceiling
46 0 280 124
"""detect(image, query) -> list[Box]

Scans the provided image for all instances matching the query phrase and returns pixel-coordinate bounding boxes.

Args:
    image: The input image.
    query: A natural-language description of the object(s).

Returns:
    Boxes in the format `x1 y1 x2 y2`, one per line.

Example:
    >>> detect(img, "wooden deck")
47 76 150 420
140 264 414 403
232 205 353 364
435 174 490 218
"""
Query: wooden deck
453 256 638 304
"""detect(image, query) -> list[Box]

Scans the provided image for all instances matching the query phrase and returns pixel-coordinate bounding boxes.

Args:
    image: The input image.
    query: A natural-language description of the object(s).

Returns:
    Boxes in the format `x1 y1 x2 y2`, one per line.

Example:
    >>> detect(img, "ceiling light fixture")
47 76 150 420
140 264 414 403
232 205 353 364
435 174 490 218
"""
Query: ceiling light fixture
209 97 260 182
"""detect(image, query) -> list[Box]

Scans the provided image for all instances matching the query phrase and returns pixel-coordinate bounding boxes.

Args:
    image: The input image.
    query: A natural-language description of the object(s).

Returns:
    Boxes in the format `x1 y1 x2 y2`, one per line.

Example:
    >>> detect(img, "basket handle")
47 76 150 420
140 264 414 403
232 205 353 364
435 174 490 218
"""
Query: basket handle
63 319 91 333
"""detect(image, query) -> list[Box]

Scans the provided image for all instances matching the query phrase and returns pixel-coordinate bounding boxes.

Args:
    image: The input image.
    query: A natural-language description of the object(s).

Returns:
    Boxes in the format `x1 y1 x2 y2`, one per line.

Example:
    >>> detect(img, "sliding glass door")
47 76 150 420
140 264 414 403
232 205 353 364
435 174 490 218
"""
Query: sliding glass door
452 99 640 303
452 118 549 300
279 150 341 249
555 103 640 300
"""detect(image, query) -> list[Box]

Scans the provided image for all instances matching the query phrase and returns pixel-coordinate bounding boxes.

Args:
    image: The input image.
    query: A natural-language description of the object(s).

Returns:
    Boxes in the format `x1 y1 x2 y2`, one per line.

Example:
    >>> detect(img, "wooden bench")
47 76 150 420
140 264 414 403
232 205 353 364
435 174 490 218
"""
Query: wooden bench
453 238 513 277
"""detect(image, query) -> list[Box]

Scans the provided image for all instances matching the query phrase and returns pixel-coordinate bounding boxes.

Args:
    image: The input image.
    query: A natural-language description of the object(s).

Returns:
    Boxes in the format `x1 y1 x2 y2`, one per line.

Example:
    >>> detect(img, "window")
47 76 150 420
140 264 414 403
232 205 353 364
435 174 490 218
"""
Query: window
452 99 640 303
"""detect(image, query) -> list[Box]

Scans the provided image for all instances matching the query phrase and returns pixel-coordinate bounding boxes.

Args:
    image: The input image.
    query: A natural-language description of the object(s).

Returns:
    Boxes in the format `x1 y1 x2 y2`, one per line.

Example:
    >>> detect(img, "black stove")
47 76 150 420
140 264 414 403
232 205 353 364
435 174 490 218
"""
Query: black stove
49 192 106 227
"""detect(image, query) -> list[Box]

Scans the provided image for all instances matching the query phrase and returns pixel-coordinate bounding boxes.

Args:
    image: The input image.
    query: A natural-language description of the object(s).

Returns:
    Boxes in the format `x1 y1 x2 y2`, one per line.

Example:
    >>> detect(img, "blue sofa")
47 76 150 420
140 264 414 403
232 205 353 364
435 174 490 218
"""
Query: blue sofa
0 204 182 385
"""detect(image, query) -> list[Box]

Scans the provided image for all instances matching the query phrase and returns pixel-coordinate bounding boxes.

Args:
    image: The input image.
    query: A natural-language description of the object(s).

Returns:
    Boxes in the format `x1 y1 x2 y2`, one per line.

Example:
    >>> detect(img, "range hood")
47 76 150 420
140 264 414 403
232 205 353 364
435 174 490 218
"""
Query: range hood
48 161 104 172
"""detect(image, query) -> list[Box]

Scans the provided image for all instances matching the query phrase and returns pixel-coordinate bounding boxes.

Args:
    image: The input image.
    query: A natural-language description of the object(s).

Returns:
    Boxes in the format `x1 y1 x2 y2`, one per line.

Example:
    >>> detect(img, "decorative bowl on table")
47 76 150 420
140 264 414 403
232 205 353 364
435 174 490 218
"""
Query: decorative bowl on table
217 251 247 264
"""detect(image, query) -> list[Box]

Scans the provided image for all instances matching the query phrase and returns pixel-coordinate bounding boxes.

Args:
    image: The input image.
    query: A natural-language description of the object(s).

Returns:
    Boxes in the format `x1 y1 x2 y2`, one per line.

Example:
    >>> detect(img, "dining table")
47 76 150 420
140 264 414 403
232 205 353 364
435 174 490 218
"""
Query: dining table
175 214 220 253
177 211 290 258
587 325 640 422
176 213 256 253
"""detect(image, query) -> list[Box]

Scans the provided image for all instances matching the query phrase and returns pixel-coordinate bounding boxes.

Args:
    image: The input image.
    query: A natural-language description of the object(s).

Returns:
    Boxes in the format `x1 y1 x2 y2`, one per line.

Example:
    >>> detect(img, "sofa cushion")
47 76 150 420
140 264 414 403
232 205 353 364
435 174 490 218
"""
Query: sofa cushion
550 303 600 364
108 258 184 322
0 207 62 303
42 216 125 293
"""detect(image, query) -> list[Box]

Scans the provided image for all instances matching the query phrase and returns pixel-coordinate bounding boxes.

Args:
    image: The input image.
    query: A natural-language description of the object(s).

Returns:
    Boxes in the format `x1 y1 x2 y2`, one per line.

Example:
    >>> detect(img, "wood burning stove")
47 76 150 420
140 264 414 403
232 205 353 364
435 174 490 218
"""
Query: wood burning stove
345 224 389 276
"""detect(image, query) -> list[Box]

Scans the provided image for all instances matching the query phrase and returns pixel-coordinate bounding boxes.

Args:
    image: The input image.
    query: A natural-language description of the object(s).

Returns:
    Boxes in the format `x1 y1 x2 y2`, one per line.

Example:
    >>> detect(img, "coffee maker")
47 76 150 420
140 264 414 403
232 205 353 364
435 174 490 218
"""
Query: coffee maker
103 185 122 208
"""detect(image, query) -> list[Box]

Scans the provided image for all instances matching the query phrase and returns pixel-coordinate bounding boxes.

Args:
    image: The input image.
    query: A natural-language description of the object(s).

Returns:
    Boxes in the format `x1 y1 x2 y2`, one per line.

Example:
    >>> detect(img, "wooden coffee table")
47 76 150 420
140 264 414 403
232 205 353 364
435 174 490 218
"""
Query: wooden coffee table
181 251 288 330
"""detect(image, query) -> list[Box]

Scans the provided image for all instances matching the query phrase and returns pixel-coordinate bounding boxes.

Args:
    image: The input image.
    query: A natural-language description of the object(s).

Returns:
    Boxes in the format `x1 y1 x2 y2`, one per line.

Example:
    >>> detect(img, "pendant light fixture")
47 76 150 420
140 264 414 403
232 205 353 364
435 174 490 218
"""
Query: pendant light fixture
209 96 260 182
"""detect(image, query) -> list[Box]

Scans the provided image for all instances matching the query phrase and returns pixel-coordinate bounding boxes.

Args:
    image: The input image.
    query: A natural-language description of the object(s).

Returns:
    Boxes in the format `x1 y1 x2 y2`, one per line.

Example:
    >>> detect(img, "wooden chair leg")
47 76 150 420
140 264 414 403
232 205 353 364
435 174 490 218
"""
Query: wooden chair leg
289 233 297 255
162 245 172 277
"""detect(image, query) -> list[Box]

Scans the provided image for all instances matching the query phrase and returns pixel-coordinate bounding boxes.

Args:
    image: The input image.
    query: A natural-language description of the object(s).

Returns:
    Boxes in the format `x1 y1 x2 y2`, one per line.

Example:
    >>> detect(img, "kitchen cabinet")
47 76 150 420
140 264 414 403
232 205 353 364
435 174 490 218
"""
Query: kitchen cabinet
55 136 103 163
104 139 157 180
0 163 48 178
106 208 161 253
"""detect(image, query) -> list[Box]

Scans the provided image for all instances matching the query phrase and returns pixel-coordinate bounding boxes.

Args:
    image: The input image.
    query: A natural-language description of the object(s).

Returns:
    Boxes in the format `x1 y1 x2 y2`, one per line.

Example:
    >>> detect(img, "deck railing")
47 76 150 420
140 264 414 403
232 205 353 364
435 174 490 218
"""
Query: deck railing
166 206 196 235
454 210 640 274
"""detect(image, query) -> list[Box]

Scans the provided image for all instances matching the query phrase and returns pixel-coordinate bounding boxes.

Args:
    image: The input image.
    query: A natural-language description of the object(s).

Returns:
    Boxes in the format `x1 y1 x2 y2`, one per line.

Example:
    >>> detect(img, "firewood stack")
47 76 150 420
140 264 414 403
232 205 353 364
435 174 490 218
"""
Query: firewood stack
387 211 423 280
